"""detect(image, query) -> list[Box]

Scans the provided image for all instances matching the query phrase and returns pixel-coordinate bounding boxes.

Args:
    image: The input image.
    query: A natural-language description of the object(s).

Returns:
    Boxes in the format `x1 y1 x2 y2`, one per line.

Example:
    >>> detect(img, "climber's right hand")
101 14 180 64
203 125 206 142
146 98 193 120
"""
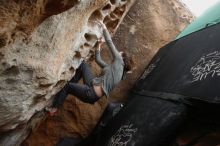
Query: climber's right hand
98 43 102 50
96 21 107 29
98 36 105 46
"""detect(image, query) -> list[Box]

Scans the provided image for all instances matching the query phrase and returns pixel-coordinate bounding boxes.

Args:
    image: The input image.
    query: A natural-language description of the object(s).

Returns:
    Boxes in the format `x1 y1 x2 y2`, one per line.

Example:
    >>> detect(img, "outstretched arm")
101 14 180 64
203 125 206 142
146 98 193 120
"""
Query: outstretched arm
95 40 108 68
102 25 120 59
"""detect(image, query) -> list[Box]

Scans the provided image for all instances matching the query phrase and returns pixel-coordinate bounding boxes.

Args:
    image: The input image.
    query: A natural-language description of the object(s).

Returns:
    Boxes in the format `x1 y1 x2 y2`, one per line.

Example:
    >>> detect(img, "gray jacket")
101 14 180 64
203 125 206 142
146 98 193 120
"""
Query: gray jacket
92 29 124 96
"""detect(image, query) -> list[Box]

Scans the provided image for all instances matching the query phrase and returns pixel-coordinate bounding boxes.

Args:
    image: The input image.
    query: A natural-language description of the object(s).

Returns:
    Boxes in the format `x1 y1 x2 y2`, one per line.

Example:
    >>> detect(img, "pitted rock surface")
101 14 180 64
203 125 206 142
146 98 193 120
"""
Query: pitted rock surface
0 0 135 146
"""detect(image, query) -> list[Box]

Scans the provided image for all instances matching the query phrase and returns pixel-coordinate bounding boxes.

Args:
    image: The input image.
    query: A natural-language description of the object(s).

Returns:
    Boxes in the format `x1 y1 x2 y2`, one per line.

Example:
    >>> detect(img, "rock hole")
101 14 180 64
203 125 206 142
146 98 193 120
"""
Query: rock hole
110 0 116 5
5 78 17 84
88 10 103 22
16 26 27 32
83 42 94 50
39 83 53 88
11 33 16 38
74 51 81 58
170 2 175 7
3 66 20 76
102 3 111 11
54 80 66 87
69 66 74 72
36 76 46 79
31 94 46 106
103 15 112 24
80 45 84 50
119 4 126 11
106 19 120 30
113 6 125 17
84 33 97 42
2 62 7 66
44 0 79 21
0 35 7 48
84 43 91 48
0 52 4 61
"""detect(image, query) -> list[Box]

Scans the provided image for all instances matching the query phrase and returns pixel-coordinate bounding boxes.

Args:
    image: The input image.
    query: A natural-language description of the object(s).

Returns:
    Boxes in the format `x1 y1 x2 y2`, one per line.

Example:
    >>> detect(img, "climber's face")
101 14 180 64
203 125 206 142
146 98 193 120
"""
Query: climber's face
120 51 132 73
119 51 124 58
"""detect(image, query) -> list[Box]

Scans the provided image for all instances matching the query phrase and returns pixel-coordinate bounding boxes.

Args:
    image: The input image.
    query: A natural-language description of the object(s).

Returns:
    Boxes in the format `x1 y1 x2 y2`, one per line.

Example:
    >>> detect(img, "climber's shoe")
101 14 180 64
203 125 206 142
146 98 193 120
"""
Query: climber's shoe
45 107 58 116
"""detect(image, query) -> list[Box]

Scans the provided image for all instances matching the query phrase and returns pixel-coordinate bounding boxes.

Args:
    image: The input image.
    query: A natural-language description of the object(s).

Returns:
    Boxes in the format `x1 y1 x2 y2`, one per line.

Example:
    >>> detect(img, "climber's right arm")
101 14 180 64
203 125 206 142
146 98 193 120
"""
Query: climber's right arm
103 28 120 59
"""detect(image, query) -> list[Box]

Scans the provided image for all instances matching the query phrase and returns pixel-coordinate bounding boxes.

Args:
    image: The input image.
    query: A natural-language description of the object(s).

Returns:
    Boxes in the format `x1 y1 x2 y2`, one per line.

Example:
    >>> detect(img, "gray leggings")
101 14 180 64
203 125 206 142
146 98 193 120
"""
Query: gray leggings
52 62 100 107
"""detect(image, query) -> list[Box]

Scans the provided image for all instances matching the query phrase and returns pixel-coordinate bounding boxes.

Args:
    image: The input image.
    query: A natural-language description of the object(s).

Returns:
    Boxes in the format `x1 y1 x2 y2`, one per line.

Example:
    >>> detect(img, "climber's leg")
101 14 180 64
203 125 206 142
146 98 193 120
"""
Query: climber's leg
79 62 95 86
47 62 96 116
69 62 95 86
52 82 100 108
52 84 70 108
64 83 100 104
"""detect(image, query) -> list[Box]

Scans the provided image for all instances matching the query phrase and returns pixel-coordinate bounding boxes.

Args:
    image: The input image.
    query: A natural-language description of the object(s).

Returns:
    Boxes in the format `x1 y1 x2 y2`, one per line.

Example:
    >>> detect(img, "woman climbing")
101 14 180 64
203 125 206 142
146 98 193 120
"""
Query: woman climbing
46 22 132 115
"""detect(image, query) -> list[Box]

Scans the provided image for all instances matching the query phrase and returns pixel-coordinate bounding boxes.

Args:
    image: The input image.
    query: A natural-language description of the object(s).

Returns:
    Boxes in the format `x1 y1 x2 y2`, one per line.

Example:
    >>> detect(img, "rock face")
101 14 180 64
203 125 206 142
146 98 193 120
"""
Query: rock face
109 0 194 101
0 0 135 146
21 0 194 146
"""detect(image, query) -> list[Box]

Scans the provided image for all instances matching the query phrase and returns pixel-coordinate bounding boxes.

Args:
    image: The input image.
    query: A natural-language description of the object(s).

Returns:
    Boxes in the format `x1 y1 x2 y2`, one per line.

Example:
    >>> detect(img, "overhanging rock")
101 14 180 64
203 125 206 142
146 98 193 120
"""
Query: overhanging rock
0 0 136 145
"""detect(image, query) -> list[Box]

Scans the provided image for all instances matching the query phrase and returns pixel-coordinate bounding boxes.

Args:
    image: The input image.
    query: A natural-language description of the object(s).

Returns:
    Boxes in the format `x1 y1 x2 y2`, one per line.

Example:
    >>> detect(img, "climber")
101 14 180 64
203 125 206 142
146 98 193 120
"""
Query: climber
46 22 132 115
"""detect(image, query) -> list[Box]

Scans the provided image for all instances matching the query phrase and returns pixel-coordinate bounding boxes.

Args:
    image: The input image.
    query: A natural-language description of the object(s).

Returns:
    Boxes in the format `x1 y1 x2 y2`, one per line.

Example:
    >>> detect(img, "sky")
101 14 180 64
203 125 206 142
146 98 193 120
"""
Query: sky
181 0 220 16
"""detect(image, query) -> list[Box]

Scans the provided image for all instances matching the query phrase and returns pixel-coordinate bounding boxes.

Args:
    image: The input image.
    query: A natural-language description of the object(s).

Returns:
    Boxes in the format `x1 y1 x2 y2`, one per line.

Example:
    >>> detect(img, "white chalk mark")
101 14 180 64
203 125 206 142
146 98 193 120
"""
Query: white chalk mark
140 58 160 79
108 123 138 146
190 51 220 82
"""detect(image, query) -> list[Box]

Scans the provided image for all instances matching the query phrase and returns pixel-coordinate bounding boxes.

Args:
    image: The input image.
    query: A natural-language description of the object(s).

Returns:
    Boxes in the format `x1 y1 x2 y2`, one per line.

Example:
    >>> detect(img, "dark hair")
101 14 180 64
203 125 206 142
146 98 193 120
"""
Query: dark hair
121 52 133 72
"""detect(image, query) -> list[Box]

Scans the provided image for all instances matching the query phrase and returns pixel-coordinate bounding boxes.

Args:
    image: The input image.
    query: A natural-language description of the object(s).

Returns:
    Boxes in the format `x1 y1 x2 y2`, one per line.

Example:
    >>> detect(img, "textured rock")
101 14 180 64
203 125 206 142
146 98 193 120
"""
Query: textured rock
22 0 194 146
22 96 108 146
0 0 135 146
109 0 194 101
